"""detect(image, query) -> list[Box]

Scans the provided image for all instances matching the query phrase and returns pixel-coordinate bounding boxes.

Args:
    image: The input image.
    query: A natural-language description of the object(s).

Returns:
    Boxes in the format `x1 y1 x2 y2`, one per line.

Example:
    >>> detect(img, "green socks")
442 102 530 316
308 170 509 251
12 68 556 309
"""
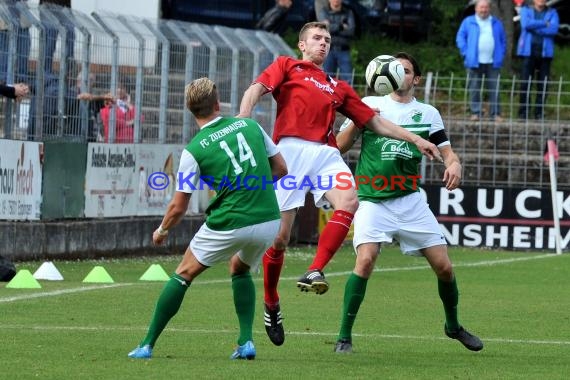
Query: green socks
232 272 256 345
438 276 460 331
139 272 256 348
140 273 190 347
338 273 368 341
337 274 461 342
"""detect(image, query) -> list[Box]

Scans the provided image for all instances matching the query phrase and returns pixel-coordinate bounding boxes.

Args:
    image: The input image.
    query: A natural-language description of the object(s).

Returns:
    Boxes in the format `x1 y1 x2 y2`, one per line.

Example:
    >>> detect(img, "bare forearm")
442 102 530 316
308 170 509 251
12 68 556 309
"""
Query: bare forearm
78 93 113 102
443 149 461 169
160 195 190 230
365 115 420 144
239 83 266 117
153 192 189 243
440 146 462 190
160 206 185 230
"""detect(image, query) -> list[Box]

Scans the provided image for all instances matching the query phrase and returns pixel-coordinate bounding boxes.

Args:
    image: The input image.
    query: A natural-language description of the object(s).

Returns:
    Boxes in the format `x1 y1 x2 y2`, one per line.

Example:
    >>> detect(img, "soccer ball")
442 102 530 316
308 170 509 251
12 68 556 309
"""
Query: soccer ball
365 55 405 96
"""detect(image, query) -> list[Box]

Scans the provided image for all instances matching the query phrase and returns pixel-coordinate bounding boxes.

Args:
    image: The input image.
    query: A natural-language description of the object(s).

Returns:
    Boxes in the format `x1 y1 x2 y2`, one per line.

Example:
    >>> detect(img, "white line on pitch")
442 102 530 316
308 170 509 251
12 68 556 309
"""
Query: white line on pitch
0 253 557 303
284 253 557 279
0 324 568 346
0 283 131 303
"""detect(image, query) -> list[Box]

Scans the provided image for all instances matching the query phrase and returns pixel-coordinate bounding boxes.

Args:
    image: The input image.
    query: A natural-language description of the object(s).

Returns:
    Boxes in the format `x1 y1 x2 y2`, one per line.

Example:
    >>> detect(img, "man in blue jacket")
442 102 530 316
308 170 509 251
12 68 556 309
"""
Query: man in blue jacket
456 0 507 122
517 0 559 120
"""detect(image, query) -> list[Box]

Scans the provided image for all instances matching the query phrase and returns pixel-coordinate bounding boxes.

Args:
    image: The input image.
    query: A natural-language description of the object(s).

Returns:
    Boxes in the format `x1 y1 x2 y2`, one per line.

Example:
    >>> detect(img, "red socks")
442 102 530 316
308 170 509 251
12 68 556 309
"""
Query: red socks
263 246 285 308
263 210 353 305
309 210 354 271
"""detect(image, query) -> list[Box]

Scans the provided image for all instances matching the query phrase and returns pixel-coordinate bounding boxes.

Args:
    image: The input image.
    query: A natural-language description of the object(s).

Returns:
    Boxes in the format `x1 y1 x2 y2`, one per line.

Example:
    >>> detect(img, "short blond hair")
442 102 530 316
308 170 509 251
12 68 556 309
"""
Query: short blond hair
184 77 218 118
298 22 329 41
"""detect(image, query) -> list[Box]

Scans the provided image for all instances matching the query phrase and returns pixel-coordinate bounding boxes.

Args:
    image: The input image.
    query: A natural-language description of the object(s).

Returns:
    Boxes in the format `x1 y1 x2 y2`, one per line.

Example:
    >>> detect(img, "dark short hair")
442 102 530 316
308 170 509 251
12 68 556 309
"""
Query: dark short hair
394 52 422 78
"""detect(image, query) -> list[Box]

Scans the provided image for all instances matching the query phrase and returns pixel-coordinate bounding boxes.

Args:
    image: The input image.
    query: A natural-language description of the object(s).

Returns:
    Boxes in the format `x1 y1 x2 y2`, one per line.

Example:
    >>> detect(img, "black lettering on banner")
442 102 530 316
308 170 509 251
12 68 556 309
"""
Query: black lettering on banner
0 158 15 195
424 185 570 250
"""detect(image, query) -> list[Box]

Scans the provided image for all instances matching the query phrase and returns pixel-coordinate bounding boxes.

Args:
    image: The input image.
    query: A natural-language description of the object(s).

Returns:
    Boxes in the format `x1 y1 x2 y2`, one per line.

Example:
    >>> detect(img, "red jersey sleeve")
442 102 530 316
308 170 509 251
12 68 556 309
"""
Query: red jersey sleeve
254 56 289 91
337 83 375 129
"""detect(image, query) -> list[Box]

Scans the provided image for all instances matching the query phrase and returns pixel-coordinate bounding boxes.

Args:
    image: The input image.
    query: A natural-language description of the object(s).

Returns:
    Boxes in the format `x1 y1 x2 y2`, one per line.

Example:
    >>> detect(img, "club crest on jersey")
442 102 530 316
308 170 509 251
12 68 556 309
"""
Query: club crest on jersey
411 110 422 123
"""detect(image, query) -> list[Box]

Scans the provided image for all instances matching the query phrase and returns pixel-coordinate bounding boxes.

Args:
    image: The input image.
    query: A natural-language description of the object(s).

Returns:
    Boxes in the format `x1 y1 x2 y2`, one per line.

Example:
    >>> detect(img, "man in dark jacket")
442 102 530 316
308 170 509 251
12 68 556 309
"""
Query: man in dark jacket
317 0 356 83
256 0 293 34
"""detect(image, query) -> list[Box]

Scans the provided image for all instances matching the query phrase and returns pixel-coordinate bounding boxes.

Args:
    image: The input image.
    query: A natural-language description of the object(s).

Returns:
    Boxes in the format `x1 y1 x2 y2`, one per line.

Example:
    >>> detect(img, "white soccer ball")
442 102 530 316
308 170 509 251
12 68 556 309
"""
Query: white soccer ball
365 55 405 96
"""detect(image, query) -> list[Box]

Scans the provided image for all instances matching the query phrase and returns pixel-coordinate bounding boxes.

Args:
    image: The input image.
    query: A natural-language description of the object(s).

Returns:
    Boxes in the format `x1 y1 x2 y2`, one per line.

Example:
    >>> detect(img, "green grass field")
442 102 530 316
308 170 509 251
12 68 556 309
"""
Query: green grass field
2 246 569 380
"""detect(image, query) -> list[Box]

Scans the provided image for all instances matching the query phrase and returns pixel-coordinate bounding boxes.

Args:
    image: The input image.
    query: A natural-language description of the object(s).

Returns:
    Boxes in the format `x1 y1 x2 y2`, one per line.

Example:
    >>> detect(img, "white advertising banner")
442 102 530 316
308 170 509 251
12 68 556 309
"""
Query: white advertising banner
0 140 43 220
423 185 570 250
136 144 186 216
84 143 137 217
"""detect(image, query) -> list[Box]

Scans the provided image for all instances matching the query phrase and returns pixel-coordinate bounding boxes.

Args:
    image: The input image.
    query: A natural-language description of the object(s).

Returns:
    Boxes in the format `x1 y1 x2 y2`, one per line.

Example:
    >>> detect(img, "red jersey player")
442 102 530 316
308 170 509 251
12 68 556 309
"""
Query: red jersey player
238 21 440 346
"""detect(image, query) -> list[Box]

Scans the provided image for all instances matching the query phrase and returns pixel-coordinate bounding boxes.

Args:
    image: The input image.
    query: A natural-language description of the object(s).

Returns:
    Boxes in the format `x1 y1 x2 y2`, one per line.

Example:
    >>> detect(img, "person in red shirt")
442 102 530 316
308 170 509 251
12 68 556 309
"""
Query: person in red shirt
238 21 441 346
100 82 139 143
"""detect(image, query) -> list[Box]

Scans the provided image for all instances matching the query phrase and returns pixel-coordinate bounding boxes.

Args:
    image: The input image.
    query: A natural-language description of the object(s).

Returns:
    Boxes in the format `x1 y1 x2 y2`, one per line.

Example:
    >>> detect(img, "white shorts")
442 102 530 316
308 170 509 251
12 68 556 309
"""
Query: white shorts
352 192 447 256
276 137 355 210
189 219 280 269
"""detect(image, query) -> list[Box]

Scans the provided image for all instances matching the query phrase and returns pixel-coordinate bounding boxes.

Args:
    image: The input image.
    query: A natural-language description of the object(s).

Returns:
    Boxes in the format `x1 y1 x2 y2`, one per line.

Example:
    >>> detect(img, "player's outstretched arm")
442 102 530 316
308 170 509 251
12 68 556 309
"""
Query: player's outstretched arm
365 114 442 161
440 145 462 191
238 83 267 118
153 192 191 245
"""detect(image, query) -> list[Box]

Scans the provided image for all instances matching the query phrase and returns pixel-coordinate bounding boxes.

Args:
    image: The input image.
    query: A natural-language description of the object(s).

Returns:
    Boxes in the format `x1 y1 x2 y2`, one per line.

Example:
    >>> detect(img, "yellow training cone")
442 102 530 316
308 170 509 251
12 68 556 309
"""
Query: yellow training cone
6 270 42 289
139 264 169 282
82 266 114 283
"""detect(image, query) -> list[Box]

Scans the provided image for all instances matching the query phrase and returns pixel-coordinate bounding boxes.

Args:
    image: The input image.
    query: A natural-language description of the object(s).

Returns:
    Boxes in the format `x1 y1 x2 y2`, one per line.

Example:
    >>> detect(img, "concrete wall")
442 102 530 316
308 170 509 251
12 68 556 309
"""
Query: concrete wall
0 215 203 261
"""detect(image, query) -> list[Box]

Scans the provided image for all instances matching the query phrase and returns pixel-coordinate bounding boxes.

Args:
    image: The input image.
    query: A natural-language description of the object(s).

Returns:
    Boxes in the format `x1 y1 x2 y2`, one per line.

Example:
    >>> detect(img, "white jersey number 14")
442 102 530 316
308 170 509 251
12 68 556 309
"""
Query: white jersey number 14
218 132 257 175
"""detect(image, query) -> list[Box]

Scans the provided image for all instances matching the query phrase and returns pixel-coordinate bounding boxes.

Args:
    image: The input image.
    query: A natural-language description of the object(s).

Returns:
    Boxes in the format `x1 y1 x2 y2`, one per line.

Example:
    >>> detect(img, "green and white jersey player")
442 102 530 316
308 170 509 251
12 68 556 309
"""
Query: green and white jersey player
180 113 281 230
128 77 287 360
333 52 483 354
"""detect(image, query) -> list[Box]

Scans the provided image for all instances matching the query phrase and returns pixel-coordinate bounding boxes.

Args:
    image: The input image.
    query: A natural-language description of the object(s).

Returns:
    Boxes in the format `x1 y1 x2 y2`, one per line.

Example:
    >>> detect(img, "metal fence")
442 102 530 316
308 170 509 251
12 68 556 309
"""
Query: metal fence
0 2 294 144
339 72 570 190
0 2 568 189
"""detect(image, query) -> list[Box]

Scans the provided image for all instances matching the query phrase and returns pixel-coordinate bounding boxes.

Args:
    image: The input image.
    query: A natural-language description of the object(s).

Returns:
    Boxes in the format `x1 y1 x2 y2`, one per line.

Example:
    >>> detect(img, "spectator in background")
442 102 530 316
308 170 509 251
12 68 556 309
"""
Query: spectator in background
317 0 355 83
27 73 59 140
517 0 559 120
256 0 293 35
71 71 112 141
456 0 506 122
0 0 31 84
314 0 328 21
40 0 75 78
100 80 138 143
0 82 28 100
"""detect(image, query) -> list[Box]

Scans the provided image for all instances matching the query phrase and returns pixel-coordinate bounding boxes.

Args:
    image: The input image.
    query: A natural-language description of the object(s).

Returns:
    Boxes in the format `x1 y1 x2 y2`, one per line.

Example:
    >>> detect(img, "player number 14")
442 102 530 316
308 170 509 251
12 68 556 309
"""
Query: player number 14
219 132 257 175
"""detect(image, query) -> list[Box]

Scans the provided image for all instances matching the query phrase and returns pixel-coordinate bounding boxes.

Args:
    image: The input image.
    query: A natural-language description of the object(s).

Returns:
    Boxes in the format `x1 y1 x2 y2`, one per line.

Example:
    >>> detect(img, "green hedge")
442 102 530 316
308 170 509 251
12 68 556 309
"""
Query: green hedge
283 31 569 88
